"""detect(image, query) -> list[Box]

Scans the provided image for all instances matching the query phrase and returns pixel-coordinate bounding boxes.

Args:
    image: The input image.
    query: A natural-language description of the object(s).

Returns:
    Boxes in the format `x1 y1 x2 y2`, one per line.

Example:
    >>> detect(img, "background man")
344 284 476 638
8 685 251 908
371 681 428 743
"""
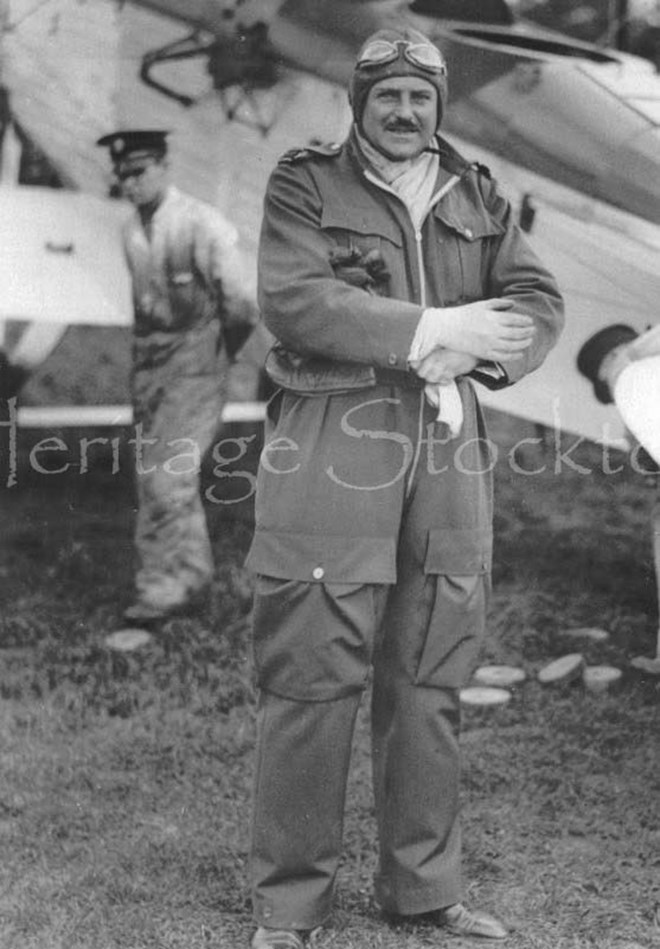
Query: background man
578 322 660 466
98 130 256 625
246 27 564 949
578 322 660 673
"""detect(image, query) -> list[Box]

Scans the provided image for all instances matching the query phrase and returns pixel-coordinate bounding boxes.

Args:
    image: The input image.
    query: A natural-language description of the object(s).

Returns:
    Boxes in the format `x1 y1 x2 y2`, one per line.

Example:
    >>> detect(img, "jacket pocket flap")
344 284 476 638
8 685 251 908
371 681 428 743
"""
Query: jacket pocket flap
247 529 397 584
433 200 505 241
321 205 403 246
424 527 492 576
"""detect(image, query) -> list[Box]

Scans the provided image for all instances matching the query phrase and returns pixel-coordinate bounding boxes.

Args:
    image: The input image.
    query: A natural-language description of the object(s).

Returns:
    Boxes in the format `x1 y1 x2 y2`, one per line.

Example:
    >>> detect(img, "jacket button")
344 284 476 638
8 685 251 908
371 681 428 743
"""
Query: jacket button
388 353 397 366
312 566 324 580
464 227 473 239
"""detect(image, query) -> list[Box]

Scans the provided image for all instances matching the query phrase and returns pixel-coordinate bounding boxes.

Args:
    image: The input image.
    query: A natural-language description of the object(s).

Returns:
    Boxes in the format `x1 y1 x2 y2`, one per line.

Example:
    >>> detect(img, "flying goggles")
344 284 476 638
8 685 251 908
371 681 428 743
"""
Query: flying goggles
357 39 447 75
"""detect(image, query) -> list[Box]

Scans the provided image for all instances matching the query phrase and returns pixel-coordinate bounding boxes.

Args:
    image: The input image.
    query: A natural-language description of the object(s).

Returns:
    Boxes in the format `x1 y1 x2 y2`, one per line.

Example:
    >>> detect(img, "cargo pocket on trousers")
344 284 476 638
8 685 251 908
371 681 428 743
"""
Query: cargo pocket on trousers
251 575 382 701
414 527 492 688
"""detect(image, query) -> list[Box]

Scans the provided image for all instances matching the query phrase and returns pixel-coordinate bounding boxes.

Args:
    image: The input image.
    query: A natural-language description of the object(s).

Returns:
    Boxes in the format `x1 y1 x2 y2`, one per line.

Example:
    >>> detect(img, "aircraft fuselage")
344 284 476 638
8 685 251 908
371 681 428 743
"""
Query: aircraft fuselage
267 0 660 226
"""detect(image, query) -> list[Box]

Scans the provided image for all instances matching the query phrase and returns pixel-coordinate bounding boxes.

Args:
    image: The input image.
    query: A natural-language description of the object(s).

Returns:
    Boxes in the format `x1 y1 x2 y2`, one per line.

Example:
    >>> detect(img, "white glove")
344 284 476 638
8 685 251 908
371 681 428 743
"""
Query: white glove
409 348 478 384
412 299 535 363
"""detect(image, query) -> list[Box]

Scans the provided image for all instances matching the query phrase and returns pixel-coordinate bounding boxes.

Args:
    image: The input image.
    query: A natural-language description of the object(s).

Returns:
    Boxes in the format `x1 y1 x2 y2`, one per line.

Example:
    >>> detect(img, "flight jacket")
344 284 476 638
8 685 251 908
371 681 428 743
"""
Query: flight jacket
257 130 564 395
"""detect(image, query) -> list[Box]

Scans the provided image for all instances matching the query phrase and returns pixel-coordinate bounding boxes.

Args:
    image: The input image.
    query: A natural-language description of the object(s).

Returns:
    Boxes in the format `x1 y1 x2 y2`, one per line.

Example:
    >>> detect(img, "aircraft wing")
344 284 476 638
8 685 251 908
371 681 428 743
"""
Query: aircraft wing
2 0 120 194
459 140 660 447
480 205 659 448
0 187 132 326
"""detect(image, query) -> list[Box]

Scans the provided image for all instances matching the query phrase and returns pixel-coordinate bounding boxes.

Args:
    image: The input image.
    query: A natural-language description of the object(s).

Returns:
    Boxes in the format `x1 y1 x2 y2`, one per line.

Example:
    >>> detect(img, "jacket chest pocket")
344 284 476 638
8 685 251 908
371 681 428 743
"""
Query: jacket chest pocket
321 205 403 295
433 206 505 302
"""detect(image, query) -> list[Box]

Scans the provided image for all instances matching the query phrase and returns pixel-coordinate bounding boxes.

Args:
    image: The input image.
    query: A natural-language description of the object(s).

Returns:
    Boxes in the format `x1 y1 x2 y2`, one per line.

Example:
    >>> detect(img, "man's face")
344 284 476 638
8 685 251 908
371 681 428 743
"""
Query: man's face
361 76 437 161
116 154 168 208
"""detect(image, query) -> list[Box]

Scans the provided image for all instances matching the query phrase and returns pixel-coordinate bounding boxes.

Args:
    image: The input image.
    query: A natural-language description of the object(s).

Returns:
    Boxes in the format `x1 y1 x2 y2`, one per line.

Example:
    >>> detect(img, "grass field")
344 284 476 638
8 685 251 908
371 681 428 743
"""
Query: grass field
1 411 659 949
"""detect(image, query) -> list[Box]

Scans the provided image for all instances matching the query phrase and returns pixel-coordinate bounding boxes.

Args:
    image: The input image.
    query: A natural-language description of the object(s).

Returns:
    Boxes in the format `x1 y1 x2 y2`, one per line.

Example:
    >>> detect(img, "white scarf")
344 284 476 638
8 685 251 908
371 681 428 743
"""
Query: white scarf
356 130 464 436
356 129 439 230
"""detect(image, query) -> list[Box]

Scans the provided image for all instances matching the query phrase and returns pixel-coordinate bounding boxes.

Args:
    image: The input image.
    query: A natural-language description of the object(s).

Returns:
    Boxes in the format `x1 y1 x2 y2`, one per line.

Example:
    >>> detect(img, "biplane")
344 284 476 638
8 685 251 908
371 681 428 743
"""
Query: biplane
0 0 658 446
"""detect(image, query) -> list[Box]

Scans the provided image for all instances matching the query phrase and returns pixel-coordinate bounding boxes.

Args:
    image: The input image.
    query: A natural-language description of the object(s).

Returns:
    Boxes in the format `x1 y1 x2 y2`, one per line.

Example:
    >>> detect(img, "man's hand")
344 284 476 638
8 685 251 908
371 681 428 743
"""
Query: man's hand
413 299 535 362
410 348 478 385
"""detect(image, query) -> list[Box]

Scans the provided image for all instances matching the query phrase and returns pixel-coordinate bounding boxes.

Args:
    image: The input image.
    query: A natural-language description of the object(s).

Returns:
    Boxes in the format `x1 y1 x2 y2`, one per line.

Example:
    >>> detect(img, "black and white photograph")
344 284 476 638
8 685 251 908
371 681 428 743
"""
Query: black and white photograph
1 1 659 946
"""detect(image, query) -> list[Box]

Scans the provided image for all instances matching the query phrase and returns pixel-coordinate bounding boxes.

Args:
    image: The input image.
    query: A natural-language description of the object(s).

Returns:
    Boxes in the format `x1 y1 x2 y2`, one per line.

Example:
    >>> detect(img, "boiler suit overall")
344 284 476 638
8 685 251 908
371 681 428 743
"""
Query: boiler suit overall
246 133 564 929
124 185 255 614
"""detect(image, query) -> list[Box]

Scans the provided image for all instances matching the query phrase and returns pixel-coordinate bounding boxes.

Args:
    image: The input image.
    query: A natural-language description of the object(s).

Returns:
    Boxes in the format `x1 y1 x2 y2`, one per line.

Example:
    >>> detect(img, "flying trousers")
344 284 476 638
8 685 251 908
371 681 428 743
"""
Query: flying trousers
131 344 227 612
247 380 494 927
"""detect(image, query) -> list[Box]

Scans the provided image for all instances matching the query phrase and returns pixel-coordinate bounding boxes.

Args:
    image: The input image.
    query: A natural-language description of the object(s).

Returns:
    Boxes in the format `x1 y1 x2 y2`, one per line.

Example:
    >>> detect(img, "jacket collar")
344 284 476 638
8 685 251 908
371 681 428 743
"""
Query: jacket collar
346 128 471 191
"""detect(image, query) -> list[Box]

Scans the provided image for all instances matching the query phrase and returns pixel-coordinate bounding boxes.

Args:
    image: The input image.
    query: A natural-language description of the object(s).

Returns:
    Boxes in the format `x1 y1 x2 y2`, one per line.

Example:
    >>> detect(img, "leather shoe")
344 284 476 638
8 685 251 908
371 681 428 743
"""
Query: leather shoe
123 586 210 626
433 902 508 939
250 927 307 949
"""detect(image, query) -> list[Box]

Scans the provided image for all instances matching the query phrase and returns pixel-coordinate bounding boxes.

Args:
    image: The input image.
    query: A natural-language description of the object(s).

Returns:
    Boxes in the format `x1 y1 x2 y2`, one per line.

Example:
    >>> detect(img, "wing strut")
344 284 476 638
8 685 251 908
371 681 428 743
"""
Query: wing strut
140 31 215 107
140 22 279 134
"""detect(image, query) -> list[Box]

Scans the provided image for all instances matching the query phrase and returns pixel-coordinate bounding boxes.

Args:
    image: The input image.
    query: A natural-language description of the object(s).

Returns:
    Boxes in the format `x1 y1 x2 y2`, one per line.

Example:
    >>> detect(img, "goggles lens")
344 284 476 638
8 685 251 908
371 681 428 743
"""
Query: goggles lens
358 39 447 74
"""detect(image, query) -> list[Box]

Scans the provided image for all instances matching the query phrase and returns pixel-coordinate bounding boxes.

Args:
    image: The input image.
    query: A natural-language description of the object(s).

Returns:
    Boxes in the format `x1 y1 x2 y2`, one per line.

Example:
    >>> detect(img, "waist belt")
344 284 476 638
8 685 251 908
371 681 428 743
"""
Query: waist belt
373 367 425 389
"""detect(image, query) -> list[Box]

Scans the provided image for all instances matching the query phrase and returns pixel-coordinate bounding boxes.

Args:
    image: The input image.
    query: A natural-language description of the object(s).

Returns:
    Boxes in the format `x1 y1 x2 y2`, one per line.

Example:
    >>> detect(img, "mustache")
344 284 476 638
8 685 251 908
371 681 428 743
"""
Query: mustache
385 121 420 132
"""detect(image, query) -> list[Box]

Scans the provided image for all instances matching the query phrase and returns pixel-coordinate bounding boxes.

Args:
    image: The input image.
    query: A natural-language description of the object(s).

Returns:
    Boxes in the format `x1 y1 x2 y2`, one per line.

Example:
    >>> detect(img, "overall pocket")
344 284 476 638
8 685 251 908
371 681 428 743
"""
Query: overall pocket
414 527 493 688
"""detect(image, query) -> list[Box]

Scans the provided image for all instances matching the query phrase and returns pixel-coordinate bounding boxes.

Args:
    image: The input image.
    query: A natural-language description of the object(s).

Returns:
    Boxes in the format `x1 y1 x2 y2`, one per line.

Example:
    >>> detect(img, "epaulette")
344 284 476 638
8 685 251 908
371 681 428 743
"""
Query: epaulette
279 142 342 165
427 135 474 178
471 161 492 179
